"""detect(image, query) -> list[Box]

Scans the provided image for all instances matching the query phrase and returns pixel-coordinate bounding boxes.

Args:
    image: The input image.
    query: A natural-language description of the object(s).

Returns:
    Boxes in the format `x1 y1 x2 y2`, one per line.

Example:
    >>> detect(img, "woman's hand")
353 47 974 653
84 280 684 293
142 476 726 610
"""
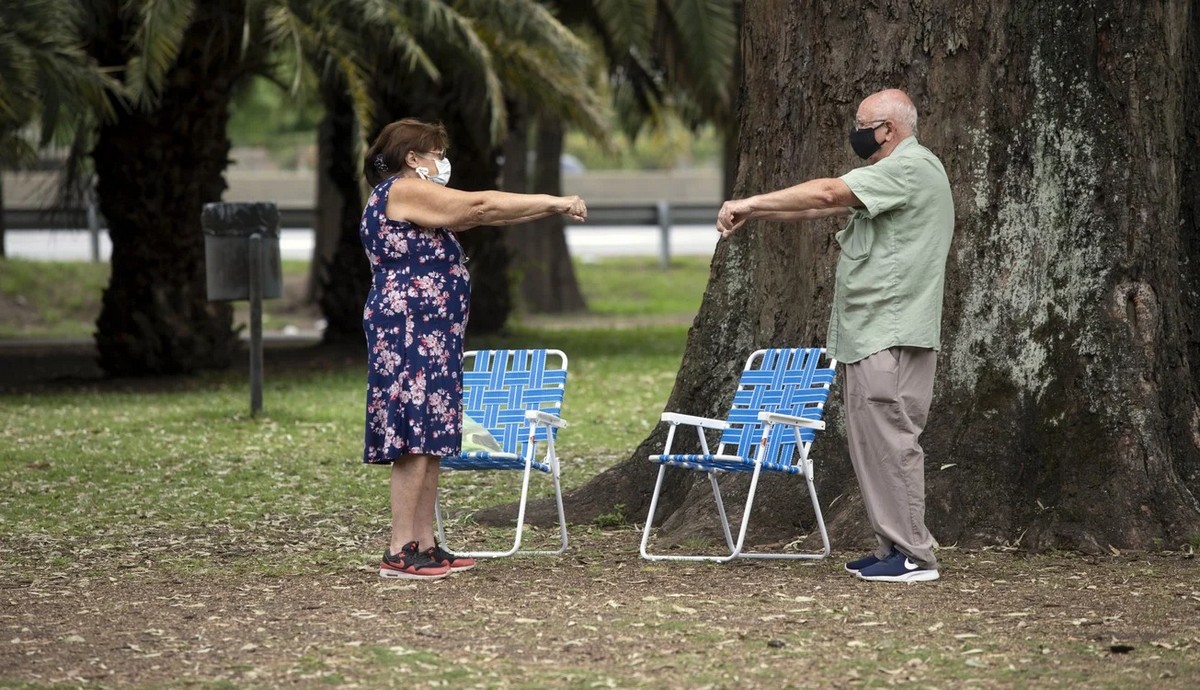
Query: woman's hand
561 195 587 222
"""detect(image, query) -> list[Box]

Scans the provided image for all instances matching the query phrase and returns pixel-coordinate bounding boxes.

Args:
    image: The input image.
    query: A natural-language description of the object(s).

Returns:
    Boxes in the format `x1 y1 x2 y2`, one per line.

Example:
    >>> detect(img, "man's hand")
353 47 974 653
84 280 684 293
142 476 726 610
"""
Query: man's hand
716 198 753 237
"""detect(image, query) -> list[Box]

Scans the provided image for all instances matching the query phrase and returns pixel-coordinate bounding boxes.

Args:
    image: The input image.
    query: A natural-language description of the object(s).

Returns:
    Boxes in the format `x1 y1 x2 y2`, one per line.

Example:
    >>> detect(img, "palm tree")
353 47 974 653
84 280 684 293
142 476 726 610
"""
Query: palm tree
0 0 115 257
310 0 609 341
505 0 738 314
69 0 604 372
78 0 273 374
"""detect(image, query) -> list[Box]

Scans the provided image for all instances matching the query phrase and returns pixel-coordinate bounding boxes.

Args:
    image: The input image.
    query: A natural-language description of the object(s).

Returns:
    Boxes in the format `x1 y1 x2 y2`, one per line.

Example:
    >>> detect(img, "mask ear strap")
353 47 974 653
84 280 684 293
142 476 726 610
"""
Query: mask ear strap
414 166 430 180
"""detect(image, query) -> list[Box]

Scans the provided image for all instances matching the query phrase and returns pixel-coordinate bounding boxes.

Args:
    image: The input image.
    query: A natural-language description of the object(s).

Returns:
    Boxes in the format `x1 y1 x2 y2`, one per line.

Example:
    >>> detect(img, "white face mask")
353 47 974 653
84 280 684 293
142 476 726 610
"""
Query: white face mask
415 157 452 186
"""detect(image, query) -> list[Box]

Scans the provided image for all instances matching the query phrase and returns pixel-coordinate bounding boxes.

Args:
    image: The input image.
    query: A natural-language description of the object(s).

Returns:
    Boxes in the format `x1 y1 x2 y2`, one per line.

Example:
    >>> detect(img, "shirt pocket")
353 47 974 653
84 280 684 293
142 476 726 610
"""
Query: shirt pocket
836 222 875 262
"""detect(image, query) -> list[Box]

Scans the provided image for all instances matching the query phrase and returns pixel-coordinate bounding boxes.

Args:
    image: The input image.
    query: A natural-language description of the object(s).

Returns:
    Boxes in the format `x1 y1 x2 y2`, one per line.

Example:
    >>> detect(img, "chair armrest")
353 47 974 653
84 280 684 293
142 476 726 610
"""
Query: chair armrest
661 412 729 430
525 409 568 428
757 411 825 430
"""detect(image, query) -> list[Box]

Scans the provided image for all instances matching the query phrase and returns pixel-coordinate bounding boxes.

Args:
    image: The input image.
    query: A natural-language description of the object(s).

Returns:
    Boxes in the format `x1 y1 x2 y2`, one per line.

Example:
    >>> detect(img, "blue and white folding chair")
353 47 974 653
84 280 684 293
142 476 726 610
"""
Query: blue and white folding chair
639 347 837 562
437 349 569 557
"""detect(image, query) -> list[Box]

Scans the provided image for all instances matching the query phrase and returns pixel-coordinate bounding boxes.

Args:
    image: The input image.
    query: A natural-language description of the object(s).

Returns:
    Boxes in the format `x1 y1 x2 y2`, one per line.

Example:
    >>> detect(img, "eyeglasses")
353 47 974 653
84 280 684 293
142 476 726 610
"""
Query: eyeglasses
418 150 448 161
853 119 888 131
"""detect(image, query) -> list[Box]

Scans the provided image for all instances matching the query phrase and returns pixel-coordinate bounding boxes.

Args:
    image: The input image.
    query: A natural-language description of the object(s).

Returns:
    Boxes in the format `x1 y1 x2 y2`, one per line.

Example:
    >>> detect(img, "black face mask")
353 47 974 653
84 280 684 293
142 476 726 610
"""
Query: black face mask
849 124 884 160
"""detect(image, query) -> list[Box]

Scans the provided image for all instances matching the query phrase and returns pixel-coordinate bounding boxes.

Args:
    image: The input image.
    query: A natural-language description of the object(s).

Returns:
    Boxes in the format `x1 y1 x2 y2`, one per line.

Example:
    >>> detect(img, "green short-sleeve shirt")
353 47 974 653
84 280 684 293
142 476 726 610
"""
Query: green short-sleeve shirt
830 136 954 363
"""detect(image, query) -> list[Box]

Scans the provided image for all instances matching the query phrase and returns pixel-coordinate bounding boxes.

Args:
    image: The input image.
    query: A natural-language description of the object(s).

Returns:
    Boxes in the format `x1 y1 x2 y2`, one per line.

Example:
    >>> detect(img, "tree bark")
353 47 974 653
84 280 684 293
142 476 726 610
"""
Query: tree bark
501 97 528 195
309 78 361 308
89 1 258 375
0 175 6 259
315 80 370 344
505 0 1200 552
507 113 587 314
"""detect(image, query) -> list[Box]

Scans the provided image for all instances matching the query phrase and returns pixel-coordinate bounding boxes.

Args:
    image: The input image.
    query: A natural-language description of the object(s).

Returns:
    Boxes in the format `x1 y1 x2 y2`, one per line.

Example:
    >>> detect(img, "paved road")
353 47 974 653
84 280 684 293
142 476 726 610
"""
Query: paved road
3 225 720 262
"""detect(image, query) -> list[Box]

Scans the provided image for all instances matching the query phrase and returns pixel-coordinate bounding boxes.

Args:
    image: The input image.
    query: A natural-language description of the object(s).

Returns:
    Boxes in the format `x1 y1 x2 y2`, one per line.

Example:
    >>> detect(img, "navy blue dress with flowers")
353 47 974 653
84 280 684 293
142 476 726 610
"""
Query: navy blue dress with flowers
360 176 470 463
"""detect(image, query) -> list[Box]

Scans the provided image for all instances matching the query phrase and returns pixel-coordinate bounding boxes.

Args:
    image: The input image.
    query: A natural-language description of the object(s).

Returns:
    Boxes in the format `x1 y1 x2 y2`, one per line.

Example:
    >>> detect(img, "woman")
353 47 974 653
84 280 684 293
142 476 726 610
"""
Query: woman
359 118 587 580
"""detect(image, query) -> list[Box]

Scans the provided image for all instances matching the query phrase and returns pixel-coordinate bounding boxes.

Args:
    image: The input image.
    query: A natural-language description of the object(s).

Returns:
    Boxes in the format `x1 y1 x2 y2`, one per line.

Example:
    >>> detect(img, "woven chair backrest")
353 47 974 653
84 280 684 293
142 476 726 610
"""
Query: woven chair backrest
462 349 567 455
718 348 835 466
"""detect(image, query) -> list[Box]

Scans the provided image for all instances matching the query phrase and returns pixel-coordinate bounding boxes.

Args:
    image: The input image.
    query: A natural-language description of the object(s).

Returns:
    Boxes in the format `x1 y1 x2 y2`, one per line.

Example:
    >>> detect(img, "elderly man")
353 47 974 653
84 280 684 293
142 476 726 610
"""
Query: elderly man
716 88 954 583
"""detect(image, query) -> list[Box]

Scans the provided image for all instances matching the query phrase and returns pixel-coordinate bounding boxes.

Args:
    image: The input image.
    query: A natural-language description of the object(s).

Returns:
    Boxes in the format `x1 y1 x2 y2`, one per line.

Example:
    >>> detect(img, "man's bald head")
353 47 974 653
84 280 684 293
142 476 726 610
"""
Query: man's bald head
858 89 918 136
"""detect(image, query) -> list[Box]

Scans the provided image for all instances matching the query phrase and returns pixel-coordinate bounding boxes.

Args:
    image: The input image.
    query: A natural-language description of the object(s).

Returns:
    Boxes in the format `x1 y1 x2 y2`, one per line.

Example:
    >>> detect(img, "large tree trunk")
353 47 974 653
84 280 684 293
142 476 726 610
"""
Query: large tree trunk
508 0 1200 552
507 113 587 314
89 1 257 375
315 81 370 344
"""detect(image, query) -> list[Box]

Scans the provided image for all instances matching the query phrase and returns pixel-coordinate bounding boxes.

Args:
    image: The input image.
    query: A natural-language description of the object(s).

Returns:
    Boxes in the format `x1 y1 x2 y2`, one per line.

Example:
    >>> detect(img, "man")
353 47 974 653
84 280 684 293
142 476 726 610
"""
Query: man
716 89 954 583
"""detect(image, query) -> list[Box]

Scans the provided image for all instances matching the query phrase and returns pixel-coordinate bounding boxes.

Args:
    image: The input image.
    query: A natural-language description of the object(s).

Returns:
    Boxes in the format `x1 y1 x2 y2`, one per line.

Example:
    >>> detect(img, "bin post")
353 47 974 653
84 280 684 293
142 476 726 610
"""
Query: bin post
87 200 101 264
656 199 671 270
248 233 264 416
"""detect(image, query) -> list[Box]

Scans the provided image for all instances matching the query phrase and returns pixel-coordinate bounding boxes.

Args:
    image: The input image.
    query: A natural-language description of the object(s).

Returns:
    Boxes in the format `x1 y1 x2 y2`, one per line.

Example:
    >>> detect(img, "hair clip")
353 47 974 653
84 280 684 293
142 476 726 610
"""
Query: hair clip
373 154 388 173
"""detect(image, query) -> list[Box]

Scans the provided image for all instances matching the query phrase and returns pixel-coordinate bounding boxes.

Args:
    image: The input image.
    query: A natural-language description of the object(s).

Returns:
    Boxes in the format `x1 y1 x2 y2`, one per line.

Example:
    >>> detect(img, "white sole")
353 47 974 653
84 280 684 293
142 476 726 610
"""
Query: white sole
857 569 940 583
379 568 449 580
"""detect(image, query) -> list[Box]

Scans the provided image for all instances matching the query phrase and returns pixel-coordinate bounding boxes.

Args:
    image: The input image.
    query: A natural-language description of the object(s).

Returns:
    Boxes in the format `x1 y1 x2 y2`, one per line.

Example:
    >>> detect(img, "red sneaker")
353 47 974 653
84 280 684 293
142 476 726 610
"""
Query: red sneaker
380 541 450 579
426 544 477 572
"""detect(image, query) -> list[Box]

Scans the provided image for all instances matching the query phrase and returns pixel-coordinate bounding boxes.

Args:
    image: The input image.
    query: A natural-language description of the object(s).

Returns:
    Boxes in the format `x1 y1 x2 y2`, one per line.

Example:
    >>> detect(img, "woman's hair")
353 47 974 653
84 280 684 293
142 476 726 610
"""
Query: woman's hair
363 118 450 187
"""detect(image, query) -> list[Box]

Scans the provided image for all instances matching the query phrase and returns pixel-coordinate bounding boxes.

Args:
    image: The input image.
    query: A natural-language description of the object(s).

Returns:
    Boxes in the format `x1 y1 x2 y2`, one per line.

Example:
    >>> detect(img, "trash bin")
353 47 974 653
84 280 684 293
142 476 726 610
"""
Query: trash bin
201 202 283 301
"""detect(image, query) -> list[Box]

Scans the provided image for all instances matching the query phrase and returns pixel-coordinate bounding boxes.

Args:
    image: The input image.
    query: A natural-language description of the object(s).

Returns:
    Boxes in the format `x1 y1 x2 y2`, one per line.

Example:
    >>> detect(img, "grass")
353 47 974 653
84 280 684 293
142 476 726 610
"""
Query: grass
0 258 109 337
573 255 711 316
0 255 708 336
0 255 703 569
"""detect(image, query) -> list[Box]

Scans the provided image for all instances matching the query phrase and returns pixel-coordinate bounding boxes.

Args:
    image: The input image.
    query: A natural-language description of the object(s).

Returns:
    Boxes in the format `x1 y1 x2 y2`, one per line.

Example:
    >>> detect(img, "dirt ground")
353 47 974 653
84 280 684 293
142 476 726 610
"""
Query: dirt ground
2 526 1199 689
2 343 1199 688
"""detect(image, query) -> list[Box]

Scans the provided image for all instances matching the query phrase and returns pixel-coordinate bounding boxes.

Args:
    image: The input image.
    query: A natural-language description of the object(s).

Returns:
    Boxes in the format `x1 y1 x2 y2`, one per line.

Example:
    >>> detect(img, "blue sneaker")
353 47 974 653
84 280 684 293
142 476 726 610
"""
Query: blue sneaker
844 550 890 574
856 550 939 582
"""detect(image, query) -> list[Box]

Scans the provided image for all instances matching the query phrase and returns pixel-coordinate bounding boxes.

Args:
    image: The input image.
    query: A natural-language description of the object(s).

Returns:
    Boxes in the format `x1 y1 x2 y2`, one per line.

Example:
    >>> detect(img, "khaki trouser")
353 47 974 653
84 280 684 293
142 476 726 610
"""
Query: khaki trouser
844 347 938 569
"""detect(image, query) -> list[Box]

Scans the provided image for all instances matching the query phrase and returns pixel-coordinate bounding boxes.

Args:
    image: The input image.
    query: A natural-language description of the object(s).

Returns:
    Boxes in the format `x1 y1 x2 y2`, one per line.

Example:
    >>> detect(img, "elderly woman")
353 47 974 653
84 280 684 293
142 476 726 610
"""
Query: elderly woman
359 118 587 579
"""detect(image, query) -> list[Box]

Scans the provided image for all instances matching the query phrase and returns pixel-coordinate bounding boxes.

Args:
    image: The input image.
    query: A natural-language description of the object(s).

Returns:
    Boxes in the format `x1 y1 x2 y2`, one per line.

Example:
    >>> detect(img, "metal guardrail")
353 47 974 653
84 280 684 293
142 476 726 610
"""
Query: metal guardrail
3 201 722 267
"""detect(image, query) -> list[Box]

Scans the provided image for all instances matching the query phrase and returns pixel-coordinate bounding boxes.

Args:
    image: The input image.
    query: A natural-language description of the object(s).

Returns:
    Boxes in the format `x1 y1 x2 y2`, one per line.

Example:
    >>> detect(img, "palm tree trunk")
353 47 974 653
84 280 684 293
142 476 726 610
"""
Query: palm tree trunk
309 81 360 305
0 175 6 259
315 80 369 344
507 113 587 313
90 1 255 375
501 97 529 194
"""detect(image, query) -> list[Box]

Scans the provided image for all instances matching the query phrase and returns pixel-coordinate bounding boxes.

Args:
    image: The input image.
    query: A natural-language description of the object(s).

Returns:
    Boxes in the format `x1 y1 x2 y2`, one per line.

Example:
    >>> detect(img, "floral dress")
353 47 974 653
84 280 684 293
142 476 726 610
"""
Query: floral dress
360 176 470 463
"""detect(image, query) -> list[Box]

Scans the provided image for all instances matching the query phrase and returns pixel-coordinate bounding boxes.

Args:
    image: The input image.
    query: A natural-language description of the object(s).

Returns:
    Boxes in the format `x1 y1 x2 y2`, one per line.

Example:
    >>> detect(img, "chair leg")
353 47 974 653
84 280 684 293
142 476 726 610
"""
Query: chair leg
548 467 569 555
639 464 830 562
450 445 570 558
640 465 750 563
709 473 736 552
735 472 830 561
436 457 534 559
639 464 670 561
435 496 447 546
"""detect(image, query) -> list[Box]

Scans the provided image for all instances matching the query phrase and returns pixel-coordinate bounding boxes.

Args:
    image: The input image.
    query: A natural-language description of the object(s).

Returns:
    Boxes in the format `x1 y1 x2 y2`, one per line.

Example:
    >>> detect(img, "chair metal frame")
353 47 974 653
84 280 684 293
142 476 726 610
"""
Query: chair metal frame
639 347 838 562
436 348 569 558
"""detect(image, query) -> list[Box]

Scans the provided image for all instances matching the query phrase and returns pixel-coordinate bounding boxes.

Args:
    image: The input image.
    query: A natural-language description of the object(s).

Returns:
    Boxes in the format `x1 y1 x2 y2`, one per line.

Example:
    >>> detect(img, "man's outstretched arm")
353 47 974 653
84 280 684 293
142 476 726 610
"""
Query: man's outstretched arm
717 178 859 237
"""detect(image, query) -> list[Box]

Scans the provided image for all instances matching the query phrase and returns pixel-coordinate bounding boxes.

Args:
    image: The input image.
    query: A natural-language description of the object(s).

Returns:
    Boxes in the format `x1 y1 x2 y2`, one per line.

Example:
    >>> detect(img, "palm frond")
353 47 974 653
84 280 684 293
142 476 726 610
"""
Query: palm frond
656 0 736 117
123 0 196 108
453 0 610 141
0 0 120 168
360 0 442 79
590 0 653 55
